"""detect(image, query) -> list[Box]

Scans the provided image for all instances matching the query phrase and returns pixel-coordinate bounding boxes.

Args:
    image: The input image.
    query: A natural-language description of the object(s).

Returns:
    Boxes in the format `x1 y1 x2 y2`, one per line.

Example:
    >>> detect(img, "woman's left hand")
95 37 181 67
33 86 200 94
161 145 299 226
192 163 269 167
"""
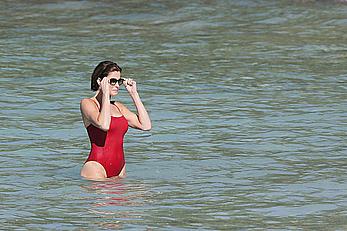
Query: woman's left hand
124 78 138 95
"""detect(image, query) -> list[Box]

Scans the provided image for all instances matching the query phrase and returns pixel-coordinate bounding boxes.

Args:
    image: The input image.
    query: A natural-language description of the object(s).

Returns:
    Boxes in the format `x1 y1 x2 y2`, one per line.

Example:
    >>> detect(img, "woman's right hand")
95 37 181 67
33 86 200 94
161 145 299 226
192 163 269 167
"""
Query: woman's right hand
99 77 110 95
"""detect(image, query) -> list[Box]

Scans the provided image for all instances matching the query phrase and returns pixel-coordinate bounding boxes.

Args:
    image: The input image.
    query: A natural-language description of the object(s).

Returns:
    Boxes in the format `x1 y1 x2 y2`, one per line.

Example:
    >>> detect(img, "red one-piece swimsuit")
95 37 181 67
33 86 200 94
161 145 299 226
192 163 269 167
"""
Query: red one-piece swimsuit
85 115 128 178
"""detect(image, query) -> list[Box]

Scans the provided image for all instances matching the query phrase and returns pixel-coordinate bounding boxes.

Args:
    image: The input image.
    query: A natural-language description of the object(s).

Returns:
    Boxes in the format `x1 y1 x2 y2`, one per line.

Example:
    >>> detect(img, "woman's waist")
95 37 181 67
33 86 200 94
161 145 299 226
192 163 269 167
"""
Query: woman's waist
90 142 124 152
88 146 124 159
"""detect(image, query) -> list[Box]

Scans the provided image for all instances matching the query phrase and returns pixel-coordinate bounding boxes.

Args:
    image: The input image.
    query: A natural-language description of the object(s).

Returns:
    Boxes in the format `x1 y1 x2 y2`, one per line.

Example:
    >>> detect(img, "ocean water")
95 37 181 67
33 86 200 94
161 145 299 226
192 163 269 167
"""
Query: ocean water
1 0 346 230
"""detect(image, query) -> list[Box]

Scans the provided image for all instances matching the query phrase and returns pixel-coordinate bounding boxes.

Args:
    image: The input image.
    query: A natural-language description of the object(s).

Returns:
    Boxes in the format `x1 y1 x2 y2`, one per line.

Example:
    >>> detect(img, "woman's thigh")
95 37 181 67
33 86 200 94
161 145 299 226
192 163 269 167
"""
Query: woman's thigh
81 161 107 180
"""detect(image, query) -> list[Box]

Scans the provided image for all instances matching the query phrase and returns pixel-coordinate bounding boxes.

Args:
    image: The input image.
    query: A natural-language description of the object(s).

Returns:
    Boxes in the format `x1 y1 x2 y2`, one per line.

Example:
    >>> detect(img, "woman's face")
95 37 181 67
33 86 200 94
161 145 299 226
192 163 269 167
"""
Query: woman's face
106 71 122 96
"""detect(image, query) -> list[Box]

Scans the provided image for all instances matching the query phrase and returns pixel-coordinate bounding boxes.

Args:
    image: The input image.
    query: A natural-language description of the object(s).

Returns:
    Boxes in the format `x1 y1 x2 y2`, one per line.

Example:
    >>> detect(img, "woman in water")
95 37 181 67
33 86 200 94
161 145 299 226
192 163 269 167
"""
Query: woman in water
80 61 151 180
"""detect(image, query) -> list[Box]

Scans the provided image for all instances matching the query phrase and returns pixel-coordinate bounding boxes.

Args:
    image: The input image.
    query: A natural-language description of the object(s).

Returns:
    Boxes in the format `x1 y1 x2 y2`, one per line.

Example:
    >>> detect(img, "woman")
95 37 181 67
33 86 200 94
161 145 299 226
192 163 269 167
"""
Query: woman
80 61 151 180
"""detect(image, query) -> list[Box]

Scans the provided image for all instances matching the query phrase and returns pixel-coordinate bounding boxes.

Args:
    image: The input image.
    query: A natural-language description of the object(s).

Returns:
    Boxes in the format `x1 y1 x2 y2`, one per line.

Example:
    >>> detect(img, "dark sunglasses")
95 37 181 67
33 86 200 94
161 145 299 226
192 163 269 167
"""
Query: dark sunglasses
109 78 125 86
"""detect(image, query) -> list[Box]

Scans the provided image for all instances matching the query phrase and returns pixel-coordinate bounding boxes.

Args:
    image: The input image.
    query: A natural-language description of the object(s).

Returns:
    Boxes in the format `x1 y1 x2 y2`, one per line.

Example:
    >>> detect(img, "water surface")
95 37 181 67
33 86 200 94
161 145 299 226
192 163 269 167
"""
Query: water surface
1 0 346 230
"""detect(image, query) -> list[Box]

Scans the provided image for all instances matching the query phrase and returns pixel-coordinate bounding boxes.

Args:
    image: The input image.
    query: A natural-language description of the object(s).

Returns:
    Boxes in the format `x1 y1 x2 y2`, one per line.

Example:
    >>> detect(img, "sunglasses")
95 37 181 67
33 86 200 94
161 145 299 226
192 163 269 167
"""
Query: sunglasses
109 78 125 86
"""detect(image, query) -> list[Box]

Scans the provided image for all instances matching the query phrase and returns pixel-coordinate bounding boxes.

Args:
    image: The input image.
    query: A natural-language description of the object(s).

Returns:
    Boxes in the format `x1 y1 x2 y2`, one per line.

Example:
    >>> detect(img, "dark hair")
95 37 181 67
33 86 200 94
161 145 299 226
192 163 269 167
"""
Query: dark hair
91 61 122 91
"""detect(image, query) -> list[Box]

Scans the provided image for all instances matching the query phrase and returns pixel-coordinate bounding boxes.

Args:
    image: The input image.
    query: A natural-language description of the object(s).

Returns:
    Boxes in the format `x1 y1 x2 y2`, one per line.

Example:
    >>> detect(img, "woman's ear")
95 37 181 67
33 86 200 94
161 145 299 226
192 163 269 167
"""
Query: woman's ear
97 78 101 86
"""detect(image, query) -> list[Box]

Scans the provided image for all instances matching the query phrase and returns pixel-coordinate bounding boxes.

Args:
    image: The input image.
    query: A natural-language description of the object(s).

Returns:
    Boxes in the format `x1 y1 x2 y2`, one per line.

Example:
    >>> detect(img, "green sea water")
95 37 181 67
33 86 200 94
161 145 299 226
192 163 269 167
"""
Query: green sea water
1 0 346 230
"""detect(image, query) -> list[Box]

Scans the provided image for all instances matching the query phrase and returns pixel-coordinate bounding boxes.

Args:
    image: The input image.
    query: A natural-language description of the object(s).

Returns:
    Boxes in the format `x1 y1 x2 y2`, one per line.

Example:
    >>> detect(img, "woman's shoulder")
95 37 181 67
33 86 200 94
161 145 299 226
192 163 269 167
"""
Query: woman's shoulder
81 97 93 103
113 101 127 107
80 98 98 109
112 101 129 112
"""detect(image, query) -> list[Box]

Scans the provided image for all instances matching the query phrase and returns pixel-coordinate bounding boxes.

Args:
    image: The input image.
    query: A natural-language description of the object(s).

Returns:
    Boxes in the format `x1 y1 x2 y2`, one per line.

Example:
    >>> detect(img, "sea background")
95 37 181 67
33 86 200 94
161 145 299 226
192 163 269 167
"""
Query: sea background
0 0 346 230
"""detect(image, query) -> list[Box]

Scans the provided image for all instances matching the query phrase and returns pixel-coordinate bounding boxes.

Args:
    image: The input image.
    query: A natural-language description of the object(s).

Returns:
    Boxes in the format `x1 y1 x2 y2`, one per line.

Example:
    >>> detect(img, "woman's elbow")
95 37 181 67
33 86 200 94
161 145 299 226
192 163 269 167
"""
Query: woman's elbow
141 124 152 131
99 127 109 132
99 124 110 132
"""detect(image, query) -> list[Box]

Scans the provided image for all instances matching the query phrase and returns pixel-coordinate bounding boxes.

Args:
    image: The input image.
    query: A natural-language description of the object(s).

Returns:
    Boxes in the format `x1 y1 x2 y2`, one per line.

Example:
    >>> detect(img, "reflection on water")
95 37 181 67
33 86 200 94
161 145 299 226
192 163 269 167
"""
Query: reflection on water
1 0 347 229
80 179 154 229
82 179 148 209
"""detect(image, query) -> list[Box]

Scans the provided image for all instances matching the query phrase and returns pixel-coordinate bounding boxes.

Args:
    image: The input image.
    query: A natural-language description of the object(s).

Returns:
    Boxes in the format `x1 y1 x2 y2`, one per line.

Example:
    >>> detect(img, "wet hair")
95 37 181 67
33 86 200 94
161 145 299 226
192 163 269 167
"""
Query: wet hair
90 61 122 91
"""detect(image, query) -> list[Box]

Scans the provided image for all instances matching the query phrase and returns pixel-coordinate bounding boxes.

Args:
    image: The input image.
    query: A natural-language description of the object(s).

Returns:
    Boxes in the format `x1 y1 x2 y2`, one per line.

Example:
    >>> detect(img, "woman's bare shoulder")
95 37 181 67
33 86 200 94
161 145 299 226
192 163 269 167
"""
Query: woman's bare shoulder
81 98 93 104
114 101 124 106
80 98 98 111
114 101 128 110
81 98 96 105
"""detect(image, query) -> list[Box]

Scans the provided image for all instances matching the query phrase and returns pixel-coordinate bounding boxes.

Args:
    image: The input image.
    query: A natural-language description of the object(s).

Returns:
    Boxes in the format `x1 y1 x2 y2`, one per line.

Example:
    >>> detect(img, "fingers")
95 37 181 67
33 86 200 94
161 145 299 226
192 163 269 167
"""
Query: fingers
99 77 110 93
101 77 108 85
123 78 138 94
125 78 135 86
